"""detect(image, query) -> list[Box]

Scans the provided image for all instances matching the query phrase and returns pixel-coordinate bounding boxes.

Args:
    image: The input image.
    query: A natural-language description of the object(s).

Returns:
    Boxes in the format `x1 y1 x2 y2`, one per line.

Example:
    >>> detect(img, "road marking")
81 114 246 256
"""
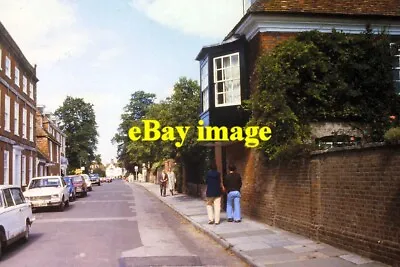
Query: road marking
73 200 133 203
35 216 137 223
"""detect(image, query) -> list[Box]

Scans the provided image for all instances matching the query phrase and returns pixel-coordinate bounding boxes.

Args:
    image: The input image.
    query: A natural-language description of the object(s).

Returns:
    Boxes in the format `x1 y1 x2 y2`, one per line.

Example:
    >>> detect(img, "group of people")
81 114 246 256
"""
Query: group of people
157 162 242 225
205 161 242 225
159 168 176 197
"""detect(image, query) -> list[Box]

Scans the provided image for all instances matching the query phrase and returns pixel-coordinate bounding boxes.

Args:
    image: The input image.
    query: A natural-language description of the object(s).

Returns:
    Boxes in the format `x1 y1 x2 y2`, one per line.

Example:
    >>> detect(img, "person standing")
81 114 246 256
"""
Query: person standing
167 168 176 196
224 164 242 222
159 169 168 197
205 161 224 225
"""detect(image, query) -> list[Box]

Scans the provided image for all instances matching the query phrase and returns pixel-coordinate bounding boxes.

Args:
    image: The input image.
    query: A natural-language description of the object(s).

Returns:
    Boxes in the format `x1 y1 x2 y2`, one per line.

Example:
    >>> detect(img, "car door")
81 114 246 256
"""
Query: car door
60 178 69 200
10 188 30 235
2 189 19 240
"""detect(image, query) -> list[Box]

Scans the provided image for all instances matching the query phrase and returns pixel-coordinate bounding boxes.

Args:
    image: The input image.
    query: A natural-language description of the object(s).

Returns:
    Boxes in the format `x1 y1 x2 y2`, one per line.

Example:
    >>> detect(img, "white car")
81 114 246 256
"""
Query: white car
81 174 92 191
0 185 35 259
23 176 70 211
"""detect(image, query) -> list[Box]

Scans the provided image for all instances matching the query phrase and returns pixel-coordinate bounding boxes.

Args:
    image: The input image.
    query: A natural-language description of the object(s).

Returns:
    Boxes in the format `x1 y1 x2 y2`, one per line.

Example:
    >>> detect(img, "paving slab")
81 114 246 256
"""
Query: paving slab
134 182 390 267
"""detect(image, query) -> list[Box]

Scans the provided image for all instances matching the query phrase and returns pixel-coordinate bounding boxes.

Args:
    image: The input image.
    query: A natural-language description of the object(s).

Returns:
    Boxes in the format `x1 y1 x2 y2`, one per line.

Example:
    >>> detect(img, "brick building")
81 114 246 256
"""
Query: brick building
36 106 66 176
195 0 400 264
0 22 38 187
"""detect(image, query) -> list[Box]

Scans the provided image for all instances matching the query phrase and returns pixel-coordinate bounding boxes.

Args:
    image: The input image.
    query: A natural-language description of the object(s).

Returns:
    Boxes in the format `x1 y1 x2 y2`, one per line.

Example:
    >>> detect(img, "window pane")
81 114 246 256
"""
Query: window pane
395 81 400 94
392 56 400 67
232 54 239 66
223 56 230 68
217 82 224 93
224 81 233 92
217 70 223 81
215 58 222 69
217 93 224 105
11 188 24 205
224 68 232 80
4 189 14 207
232 66 240 79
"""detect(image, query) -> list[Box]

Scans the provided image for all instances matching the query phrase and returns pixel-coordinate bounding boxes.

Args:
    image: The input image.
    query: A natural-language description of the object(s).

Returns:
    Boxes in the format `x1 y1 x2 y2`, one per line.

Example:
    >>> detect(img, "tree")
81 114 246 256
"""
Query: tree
55 96 98 172
249 29 400 159
112 91 156 173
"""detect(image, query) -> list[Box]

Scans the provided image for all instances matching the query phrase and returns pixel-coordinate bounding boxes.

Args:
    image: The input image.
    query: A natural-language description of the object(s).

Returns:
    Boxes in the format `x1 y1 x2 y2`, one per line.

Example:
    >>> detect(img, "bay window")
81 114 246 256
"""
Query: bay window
213 53 241 107
201 59 209 112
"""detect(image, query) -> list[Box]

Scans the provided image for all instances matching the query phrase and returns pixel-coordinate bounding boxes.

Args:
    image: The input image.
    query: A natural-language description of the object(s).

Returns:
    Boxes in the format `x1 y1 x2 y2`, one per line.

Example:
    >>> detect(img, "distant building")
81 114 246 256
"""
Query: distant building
35 106 67 176
105 159 125 178
0 22 38 187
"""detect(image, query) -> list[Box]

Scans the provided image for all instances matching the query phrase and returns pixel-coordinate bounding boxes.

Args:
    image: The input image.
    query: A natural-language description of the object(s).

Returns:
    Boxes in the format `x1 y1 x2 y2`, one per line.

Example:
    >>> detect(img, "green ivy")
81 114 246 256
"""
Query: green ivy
248 28 400 159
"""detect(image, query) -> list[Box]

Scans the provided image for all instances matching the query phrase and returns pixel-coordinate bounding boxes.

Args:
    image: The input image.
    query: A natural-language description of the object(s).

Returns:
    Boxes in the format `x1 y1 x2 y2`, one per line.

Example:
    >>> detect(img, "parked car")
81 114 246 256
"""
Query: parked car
81 174 92 191
100 177 106 183
89 174 101 186
67 175 87 197
0 185 35 259
106 177 112 183
63 177 76 202
23 176 70 211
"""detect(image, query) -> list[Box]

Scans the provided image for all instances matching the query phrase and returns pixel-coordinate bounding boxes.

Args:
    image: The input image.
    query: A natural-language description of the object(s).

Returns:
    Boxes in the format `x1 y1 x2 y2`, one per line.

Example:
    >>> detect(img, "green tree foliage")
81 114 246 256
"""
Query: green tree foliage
112 91 156 173
249 29 400 159
116 77 207 188
55 96 98 171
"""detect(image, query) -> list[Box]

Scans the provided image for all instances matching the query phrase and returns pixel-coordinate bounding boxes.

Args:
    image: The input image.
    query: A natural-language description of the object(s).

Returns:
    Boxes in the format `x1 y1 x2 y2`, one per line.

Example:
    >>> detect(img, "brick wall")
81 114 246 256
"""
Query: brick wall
225 143 400 266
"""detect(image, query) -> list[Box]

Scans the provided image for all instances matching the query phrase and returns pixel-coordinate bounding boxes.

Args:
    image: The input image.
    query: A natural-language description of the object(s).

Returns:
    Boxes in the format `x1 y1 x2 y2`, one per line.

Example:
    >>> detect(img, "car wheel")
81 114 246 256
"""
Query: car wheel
73 192 77 201
84 191 88 197
23 221 30 242
58 197 65 212
65 199 70 207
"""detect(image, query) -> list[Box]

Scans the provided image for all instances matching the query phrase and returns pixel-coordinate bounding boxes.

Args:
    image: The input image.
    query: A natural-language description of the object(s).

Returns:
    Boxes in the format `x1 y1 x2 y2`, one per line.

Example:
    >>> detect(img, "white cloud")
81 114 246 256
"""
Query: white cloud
131 0 244 39
91 30 126 68
0 0 90 66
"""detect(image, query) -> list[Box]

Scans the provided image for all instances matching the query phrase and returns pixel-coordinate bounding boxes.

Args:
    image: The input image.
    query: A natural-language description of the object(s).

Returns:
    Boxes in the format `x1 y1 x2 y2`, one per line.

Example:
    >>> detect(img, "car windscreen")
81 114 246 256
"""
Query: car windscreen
63 177 72 184
29 178 61 189
72 176 82 182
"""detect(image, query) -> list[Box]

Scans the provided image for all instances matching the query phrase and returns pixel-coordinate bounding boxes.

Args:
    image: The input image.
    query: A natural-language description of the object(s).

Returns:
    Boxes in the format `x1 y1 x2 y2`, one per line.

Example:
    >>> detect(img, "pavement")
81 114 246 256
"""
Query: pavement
135 181 390 267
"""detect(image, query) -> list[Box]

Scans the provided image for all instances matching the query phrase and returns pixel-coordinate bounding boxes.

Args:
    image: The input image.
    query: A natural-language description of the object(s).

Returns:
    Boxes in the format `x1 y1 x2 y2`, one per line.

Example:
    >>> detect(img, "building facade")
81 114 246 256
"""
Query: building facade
35 107 66 176
0 22 38 187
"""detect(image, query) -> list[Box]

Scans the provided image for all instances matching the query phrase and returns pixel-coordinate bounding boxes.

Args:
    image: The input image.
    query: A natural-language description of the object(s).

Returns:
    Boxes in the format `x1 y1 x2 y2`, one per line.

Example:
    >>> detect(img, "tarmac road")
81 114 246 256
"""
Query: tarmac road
1 180 247 267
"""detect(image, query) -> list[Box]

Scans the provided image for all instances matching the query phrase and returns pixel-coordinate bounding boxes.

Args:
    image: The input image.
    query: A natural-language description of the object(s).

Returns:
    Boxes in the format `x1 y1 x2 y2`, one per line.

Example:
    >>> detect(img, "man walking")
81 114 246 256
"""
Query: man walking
159 169 168 197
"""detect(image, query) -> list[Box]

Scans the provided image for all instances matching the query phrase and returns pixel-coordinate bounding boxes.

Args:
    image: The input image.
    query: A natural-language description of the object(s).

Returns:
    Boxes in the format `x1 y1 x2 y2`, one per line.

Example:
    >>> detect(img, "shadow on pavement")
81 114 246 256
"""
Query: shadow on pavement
2 232 44 261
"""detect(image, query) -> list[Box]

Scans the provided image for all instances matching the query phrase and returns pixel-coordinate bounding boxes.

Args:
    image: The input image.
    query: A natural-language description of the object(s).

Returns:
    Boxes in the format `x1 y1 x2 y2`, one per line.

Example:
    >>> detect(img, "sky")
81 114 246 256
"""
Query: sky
0 0 245 165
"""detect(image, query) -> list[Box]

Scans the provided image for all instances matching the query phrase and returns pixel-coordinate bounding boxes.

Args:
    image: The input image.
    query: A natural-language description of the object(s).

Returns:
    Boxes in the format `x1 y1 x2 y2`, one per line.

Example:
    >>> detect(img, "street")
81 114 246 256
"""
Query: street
1 180 246 267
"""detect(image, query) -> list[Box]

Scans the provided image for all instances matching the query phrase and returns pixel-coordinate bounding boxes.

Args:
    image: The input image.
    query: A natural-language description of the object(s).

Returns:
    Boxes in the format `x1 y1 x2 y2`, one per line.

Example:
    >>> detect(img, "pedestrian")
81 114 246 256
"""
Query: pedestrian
167 167 176 196
223 163 242 223
205 161 224 225
159 169 168 197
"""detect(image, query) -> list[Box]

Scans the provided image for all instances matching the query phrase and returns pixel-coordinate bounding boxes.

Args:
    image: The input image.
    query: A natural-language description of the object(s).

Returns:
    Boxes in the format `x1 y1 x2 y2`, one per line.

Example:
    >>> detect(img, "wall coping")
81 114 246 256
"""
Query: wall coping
311 142 399 155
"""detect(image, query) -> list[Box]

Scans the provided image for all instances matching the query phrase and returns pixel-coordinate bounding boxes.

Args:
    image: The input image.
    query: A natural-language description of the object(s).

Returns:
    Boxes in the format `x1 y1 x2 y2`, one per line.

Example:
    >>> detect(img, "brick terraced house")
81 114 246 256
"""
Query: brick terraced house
196 0 400 264
0 22 38 187
36 106 66 177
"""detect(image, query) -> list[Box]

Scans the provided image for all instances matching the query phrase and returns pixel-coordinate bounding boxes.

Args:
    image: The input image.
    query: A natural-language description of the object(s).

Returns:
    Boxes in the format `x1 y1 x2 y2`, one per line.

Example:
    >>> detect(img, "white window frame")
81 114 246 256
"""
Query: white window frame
213 52 241 107
21 155 26 186
29 112 34 142
4 95 10 131
14 67 20 87
22 108 27 139
29 82 34 99
201 59 209 112
5 56 11 78
22 76 27 94
28 156 33 184
14 102 19 136
49 141 53 161
3 150 9 185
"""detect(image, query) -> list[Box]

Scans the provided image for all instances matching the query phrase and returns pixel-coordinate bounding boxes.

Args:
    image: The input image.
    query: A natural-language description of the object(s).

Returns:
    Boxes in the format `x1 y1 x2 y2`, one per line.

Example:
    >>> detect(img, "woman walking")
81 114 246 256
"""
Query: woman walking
224 164 242 222
205 161 224 225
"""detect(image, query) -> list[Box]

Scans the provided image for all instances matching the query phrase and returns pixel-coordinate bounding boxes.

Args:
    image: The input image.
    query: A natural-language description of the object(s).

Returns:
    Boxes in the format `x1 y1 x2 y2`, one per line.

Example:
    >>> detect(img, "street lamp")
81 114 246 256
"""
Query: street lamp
134 165 139 181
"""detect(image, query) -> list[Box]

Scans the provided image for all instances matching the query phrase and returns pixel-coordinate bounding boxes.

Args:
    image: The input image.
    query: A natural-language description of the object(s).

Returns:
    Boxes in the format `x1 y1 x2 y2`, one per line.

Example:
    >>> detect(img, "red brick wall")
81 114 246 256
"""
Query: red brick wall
225 143 400 266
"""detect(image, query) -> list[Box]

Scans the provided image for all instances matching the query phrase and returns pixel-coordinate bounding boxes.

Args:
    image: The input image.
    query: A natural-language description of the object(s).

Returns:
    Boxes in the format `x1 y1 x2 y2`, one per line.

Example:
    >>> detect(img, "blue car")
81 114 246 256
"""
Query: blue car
63 177 77 201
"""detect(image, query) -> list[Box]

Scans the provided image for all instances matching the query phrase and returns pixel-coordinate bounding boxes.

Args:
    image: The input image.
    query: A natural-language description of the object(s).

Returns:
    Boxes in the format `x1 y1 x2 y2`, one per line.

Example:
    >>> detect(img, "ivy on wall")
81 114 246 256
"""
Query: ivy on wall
247 28 400 159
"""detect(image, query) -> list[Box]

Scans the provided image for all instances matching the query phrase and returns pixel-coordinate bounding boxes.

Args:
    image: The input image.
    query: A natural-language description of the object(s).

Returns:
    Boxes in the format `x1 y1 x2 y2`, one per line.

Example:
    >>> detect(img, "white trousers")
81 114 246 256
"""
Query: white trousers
206 196 221 223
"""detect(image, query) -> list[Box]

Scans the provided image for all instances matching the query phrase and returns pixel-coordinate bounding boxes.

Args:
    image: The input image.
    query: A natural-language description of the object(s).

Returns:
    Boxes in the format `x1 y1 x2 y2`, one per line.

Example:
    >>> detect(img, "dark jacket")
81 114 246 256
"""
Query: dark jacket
223 172 242 193
206 170 222 197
